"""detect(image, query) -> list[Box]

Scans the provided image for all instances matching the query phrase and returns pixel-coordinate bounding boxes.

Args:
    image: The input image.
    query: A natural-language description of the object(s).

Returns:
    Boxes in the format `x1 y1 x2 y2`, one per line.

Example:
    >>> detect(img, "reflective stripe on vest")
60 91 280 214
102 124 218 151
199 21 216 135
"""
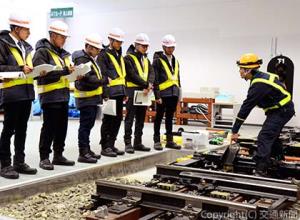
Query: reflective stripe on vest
37 50 71 94
74 63 103 98
107 52 126 86
127 54 149 88
251 72 291 112
0 47 33 89
158 58 179 91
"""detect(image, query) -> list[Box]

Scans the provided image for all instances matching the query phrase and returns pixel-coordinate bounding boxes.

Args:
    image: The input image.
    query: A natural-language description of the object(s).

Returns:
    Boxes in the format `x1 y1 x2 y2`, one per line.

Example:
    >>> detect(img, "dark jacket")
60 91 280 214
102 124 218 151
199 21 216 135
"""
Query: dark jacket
152 51 181 99
33 38 71 106
72 49 108 109
0 30 34 105
124 44 155 98
232 70 295 133
97 47 126 98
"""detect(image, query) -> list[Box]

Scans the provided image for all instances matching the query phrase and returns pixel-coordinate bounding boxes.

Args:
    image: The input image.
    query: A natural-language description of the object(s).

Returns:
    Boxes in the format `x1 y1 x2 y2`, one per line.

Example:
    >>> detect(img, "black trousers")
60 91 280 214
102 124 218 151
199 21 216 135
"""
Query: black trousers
78 105 98 150
254 103 295 171
154 96 178 141
0 100 31 167
100 96 124 149
39 102 68 160
124 97 147 143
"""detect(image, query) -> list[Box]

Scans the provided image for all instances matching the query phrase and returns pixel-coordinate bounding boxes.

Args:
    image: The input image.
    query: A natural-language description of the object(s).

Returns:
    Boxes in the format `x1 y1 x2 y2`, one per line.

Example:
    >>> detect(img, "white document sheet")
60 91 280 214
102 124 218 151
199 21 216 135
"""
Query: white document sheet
25 71 39 78
66 62 92 82
30 64 62 78
134 90 152 106
0 71 24 79
102 99 117 116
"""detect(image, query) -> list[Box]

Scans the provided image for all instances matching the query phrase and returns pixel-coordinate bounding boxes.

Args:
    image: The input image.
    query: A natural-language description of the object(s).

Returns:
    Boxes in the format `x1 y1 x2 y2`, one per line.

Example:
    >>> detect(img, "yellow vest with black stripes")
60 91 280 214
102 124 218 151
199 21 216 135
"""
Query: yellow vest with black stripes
107 52 126 87
74 62 103 98
159 58 179 91
37 50 71 94
126 54 149 88
251 72 291 112
0 47 33 89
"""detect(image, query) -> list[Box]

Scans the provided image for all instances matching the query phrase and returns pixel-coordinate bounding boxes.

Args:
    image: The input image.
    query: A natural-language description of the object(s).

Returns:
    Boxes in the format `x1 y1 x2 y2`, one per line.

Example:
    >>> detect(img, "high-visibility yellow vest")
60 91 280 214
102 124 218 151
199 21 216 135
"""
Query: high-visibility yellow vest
74 62 103 98
158 58 179 91
107 52 126 86
251 72 291 112
0 47 33 89
126 54 149 88
37 50 71 94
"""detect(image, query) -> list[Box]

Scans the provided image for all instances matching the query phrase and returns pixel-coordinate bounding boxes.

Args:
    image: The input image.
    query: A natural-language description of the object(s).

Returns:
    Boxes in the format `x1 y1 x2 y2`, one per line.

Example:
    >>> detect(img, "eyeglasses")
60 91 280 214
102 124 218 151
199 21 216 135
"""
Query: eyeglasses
91 45 100 51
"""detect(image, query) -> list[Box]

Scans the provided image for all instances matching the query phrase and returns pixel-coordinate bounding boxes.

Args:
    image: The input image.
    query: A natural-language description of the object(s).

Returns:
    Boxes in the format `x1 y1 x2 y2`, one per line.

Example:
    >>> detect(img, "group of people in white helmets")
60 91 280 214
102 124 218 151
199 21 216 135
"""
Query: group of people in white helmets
0 8 294 181
0 12 182 179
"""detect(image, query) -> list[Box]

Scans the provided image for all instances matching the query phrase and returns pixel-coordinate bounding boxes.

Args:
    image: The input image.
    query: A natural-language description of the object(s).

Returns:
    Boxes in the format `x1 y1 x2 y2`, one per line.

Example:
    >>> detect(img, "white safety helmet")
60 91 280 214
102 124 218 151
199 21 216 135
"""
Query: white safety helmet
161 34 176 47
48 20 70 37
9 12 31 29
85 33 103 49
134 33 150 46
108 27 125 42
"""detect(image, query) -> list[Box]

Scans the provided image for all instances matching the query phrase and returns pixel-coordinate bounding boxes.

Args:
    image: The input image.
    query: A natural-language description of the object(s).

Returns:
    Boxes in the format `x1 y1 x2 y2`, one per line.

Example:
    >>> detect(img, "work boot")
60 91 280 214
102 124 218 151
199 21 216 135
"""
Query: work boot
134 143 151 151
125 144 135 154
13 163 37 175
112 146 125 155
89 149 101 159
124 139 134 154
39 159 54 170
101 148 117 157
133 137 150 151
254 162 269 178
153 135 163 151
154 142 163 151
52 153 75 166
78 149 97 163
0 166 19 179
166 135 181 150
106 139 124 155
254 170 269 178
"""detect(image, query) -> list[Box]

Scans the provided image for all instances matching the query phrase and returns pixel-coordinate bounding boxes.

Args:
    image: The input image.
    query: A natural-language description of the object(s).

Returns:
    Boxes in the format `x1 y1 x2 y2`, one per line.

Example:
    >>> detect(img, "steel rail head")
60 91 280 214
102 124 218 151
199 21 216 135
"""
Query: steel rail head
155 164 294 185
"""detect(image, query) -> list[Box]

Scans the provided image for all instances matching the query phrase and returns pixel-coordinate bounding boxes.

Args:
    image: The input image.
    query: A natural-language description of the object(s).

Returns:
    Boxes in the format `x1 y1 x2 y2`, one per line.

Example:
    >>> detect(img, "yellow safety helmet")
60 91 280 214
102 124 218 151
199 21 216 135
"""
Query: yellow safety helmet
236 53 262 69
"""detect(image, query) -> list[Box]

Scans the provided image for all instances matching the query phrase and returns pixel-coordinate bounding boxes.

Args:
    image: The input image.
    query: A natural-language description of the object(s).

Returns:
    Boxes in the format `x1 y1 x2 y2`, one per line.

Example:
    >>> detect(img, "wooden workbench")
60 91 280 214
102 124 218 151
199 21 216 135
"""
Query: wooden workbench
176 97 215 127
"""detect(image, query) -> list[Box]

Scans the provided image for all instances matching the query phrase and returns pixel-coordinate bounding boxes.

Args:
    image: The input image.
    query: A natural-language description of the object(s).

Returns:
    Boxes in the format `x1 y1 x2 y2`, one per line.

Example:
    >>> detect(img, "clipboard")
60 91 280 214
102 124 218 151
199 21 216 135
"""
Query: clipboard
134 90 152 106
102 99 117 116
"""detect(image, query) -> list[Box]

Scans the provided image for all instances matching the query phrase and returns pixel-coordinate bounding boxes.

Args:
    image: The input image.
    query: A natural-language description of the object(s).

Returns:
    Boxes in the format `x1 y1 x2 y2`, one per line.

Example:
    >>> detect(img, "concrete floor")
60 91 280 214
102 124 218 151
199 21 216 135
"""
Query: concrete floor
0 117 260 189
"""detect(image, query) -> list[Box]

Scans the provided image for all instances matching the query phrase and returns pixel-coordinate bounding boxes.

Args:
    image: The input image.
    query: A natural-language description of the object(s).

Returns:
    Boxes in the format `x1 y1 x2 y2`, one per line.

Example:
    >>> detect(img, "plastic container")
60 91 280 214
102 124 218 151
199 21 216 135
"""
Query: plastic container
182 130 209 151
